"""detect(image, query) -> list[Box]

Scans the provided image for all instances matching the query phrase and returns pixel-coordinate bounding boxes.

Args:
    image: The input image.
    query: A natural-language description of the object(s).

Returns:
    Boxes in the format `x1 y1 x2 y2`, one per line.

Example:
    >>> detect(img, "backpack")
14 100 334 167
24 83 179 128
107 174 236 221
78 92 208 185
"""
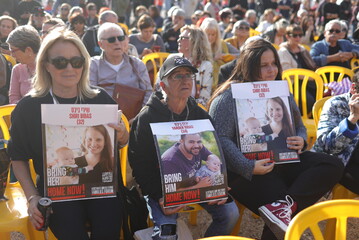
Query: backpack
0 54 12 105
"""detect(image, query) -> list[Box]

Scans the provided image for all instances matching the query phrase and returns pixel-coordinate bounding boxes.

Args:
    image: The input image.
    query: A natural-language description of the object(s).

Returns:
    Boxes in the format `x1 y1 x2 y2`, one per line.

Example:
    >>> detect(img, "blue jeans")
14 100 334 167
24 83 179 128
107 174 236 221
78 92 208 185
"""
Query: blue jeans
145 196 239 240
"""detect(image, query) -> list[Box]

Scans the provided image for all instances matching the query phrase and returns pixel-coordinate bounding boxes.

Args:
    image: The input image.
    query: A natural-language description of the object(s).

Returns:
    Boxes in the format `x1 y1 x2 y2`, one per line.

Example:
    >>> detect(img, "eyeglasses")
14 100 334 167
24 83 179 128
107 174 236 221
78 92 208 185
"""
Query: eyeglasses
61 8 69 11
178 36 190 41
102 35 125 43
328 29 341 34
237 26 250 31
289 33 303 38
170 73 195 81
49 56 85 69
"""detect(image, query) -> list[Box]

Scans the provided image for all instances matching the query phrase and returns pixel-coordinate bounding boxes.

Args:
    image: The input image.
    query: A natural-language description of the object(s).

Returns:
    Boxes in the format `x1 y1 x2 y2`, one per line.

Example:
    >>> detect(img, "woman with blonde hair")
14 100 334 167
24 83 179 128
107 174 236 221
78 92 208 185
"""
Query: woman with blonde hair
7 28 128 239
0 15 17 55
178 25 213 105
200 17 239 89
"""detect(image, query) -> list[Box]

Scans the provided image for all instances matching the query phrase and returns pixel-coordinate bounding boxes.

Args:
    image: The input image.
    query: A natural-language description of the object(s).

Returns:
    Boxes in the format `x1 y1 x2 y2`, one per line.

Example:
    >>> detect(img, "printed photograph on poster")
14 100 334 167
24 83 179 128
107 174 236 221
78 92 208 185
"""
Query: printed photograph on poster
232 81 299 164
150 119 228 208
41 104 118 202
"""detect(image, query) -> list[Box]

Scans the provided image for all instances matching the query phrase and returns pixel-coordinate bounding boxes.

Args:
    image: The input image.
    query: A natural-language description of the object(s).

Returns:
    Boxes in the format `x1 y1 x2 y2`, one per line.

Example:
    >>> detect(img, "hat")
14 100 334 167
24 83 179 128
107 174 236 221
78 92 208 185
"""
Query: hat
159 57 198 80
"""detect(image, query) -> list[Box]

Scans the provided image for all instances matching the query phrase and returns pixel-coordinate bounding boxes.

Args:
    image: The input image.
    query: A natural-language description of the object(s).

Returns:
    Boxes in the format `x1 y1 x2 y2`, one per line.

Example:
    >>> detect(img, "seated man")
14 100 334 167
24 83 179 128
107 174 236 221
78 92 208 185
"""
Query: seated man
310 19 359 68
129 56 239 239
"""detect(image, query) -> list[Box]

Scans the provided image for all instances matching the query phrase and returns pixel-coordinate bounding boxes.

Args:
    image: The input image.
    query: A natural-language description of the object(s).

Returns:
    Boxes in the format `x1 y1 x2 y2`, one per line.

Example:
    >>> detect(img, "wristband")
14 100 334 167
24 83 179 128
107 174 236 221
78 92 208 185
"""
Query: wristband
27 194 40 204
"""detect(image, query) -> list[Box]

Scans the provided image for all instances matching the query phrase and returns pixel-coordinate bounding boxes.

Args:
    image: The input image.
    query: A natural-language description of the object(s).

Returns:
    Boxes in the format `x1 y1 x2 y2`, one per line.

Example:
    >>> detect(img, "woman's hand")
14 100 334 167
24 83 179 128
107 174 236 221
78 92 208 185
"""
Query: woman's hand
28 195 44 230
108 119 129 147
159 198 185 215
253 159 274 175
348 93 359 124
286 136 305 153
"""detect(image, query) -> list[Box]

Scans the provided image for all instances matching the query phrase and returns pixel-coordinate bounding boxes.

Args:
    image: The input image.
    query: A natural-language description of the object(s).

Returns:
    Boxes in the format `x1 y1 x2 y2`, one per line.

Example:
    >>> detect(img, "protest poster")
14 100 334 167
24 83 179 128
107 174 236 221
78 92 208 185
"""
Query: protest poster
41 104 118 202
232 81 299 164
150 119 228 208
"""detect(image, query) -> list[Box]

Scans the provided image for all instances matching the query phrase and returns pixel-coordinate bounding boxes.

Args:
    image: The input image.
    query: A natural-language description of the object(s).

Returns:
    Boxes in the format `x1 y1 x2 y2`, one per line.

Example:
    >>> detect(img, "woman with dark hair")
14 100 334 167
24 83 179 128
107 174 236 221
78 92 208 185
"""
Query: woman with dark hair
76 125 114 184
69 13 87 38
129 14 165 58
208 39 343 239
300 15 316 46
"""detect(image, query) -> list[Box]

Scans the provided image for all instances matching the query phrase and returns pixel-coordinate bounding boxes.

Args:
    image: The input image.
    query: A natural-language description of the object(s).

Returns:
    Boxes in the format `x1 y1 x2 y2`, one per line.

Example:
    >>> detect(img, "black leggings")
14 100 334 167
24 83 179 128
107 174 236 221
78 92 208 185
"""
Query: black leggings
228 151 344 240
49 196 123 240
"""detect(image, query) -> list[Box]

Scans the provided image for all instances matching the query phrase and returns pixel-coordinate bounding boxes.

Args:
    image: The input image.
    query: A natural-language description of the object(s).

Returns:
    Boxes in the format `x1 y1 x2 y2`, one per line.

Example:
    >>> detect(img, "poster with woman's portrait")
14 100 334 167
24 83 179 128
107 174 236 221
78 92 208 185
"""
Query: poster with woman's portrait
41 104 118 202
150 119 228 208
232 81 299 164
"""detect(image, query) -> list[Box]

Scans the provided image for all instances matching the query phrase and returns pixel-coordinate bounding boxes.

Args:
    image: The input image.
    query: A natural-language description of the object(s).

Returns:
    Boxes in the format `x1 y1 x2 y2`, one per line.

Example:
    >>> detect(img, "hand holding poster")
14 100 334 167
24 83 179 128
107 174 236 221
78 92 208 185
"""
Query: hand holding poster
150 119 228 208
42 104 118 202
232 81 299 163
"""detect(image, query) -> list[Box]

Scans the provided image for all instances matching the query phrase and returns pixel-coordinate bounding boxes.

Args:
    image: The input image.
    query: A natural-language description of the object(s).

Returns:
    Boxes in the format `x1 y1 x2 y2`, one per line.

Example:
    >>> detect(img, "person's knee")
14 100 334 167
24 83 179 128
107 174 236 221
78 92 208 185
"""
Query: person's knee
152 224 177 240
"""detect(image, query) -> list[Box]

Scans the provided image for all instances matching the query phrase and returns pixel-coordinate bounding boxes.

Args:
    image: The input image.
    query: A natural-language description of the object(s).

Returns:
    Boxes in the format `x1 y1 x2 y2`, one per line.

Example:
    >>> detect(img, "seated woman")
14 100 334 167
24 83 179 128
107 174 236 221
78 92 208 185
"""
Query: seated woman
7 25 41 104
0 15 17 55
7 28 128 239
262 18 289 46
177 25 213 105
208 39 343 239
200 17 239 90
313 71 359 195
90 22 152 120
69 13 86 38
225 20 250 50
129 14 165 58
300 15 316 46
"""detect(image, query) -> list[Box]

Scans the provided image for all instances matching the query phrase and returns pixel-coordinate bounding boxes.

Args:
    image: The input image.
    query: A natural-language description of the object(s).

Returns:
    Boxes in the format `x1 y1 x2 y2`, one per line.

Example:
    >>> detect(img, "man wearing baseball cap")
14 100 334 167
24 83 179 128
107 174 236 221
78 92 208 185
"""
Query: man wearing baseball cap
129 56 239 239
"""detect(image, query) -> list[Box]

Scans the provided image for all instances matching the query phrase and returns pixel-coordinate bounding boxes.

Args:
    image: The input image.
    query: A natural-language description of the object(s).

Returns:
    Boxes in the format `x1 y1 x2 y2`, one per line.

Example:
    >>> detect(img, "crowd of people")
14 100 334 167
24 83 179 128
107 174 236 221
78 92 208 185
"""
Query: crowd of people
2 0 359 239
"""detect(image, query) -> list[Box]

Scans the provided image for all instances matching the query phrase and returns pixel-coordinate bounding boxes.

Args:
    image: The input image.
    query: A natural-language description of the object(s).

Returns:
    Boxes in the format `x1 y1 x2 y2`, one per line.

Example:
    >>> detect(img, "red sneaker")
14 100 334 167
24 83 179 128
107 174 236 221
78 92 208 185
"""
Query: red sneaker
258 195 297 239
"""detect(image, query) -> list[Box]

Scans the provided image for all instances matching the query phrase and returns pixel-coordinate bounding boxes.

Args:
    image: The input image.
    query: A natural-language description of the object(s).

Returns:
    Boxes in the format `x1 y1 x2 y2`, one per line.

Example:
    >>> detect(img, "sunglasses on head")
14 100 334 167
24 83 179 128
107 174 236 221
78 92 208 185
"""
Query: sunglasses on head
237 26 250 31
328 29 341 34
289 33 303 38
49 56 85 69
103 35 125 43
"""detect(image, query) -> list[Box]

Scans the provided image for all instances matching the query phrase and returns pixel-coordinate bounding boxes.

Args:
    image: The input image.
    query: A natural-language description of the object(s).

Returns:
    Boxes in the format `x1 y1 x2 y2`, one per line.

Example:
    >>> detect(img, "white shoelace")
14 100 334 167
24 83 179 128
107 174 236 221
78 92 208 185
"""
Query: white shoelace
274 195 295 222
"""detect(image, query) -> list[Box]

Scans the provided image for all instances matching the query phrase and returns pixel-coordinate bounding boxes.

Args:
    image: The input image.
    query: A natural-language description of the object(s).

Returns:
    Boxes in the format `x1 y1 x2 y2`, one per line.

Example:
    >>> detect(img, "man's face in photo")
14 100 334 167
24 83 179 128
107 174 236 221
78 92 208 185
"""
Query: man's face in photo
181 134 203 156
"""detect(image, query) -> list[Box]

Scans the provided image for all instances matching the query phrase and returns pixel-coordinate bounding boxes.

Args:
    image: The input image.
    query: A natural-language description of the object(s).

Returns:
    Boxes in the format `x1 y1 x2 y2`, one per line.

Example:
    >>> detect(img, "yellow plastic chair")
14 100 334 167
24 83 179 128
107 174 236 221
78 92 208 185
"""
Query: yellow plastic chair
271 43 279 50
249 28 260 37
3 54 16 67
142 52 170 87
300 44 311 51
312 96 332 127
282 68 324 147
350 58 359 69
285 199 359 240
120 113 129 187
315 66 354 88
198 236 255 240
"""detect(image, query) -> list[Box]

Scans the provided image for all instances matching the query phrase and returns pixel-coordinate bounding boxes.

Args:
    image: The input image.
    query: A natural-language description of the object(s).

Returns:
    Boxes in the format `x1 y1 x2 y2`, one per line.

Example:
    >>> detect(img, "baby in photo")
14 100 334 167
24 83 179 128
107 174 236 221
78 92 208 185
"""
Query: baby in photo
195 154 224 186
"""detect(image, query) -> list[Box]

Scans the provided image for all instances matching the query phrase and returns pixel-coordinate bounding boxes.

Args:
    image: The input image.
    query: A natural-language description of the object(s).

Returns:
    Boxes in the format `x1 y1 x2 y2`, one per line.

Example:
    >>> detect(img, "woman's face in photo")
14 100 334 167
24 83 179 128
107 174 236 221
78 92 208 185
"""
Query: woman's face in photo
85 128 105 155
267 99 284 123
259 49 278 81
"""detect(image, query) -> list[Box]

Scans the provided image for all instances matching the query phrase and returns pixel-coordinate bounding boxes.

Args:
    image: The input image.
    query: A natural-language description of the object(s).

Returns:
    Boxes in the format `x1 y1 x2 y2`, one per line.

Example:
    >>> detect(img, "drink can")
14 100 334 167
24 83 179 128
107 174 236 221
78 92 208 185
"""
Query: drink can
37 197 52 231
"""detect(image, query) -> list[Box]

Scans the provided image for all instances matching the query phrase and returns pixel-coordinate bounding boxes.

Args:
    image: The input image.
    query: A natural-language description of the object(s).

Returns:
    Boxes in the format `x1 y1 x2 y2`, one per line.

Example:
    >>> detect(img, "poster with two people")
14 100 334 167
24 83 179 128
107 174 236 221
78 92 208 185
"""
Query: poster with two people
232 81 299 164
42 104 118 202
150 119 228 208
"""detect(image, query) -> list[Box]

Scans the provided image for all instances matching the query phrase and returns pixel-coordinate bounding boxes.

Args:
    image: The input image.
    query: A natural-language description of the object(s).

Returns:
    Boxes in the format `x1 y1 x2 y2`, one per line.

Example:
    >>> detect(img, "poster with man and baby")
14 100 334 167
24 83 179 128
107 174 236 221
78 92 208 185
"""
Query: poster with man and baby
232 81 299 164
150 119 228 208
41 104 118 202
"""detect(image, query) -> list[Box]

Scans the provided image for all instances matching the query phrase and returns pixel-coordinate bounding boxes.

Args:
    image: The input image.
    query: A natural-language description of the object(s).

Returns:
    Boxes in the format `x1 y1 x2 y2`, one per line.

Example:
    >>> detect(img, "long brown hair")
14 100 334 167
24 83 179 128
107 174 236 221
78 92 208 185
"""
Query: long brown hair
266 97 294 137
208 39 282 108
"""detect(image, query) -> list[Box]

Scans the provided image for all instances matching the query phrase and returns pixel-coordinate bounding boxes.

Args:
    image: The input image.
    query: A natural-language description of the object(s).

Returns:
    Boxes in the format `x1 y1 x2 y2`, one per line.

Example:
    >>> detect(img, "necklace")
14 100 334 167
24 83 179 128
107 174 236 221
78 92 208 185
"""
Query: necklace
26 64 35 78
169 102 189 122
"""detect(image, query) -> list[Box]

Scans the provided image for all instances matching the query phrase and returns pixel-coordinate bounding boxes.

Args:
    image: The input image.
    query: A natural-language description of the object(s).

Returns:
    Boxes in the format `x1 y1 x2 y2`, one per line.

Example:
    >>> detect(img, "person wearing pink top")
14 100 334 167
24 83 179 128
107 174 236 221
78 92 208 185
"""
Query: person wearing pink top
7 25 40 104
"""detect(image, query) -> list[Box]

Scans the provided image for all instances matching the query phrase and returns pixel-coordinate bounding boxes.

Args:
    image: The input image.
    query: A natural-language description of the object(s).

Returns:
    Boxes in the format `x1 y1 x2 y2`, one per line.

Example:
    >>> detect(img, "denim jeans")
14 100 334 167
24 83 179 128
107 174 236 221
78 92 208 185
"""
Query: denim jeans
145 196 239 240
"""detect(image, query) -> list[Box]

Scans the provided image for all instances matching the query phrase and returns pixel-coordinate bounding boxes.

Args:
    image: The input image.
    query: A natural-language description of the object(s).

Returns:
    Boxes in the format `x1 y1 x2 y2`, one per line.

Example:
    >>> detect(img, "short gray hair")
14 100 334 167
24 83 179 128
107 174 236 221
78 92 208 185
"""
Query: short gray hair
99 10 118 22
97 22 123 40
232 20 250 34
245 9 256 19
6 25 41 53
325 19 342 32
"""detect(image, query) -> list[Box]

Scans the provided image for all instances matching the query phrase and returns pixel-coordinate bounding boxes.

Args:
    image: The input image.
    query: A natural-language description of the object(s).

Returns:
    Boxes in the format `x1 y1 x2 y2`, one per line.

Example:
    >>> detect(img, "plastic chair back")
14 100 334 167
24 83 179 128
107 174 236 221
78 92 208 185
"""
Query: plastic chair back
142 52 170 87
282 68 324 147
300 44 311 51
199 236 255 240
312 96 332 127
315 66 354 87
3 54 16 67
120 113 129 186
249 28 260 37
285 199 359 240
271 43 279 50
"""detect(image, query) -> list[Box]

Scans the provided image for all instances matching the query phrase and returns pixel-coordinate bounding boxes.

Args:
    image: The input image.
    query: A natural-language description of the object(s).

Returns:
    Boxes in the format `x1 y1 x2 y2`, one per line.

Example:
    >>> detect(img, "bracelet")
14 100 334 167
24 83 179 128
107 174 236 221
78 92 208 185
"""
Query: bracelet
27 194 40 204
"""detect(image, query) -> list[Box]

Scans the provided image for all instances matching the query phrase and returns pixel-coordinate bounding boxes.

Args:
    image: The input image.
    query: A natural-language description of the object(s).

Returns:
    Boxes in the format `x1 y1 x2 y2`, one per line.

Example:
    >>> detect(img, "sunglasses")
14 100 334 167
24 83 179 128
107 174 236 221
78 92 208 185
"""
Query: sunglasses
178 36 190 41
170 73 195 81
49 56 85 69
328 29 341 34
61 8 69 11
289 33 303 38
237 26 250 31
102 35 125 43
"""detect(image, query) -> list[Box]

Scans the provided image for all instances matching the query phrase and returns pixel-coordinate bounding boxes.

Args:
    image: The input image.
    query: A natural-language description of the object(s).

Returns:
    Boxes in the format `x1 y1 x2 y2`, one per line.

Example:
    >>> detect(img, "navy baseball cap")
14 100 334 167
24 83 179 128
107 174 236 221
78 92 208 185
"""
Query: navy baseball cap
159 56 198 80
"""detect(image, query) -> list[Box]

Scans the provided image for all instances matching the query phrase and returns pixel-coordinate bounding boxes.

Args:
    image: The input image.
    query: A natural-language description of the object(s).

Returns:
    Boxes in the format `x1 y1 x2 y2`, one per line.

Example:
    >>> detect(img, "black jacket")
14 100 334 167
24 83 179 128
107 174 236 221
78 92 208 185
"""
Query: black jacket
128 91 209 200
